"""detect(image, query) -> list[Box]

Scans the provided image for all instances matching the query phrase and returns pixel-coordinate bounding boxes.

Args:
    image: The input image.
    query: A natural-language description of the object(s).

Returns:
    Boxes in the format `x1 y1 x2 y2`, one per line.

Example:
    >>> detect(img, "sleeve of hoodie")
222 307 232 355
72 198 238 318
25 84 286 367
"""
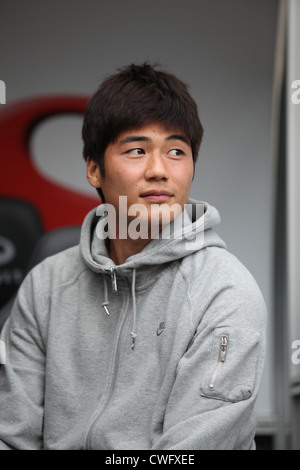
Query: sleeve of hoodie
151 256 267 450
0 267 47 450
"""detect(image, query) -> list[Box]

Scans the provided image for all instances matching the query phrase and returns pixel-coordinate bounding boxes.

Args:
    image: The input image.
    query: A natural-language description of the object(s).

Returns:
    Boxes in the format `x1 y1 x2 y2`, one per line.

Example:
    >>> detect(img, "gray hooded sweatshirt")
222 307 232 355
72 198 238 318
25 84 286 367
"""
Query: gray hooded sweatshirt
0 199 267 450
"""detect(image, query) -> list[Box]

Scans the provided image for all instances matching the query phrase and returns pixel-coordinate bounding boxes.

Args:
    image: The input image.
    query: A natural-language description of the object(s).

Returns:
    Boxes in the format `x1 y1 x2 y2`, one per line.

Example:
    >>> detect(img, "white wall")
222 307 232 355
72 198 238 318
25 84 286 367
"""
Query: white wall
0 0 279 428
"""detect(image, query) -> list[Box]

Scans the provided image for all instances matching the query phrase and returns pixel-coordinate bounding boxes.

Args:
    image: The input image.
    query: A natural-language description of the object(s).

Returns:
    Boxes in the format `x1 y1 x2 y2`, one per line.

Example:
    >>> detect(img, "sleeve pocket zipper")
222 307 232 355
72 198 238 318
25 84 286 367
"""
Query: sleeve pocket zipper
200 326 259 402
208 334 228 390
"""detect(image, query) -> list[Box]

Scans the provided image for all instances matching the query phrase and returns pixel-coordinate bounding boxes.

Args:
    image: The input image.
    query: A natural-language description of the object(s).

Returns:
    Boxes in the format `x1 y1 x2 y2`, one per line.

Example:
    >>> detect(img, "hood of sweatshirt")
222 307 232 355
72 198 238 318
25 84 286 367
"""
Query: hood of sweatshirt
80 197 226 274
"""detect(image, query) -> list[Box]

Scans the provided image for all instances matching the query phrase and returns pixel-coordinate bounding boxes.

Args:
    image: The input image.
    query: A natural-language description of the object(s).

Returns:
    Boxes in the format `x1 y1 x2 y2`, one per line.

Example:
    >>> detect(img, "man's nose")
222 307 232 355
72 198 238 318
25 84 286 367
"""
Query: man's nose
144 151 169 180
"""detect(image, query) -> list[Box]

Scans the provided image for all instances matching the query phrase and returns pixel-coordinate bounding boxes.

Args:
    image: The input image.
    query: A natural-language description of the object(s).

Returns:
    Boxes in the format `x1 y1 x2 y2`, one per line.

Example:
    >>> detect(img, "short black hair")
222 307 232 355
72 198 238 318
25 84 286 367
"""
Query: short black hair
82 63 204 198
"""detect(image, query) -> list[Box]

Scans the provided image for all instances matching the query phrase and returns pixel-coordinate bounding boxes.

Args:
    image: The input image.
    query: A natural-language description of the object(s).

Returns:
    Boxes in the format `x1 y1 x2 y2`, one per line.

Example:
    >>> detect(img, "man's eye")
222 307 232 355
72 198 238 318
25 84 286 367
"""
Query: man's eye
127 148 145 155
168 149 183 157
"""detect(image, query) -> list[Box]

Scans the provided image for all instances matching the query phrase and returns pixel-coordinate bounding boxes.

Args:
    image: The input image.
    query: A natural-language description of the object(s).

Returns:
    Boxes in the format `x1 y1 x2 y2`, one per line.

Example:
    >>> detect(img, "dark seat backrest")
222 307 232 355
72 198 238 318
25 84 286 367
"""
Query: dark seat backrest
0 224 81 331
0 198 43 310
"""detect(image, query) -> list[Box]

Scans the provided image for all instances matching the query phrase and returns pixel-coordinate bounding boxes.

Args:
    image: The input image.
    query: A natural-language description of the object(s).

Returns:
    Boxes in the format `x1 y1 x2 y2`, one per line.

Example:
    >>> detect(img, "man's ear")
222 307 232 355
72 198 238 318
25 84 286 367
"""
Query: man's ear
86 156 102 188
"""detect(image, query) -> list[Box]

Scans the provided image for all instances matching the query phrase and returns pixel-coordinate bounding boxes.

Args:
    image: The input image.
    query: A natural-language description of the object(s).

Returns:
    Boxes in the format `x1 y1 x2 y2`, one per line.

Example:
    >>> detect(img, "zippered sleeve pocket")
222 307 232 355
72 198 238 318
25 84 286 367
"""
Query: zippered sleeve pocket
200 326 261 403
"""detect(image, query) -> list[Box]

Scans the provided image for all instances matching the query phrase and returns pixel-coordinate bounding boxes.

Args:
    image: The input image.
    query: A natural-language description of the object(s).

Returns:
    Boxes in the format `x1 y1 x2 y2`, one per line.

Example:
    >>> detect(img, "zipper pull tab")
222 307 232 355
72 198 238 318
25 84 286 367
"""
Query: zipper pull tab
219 335 228 362
110 267 117 292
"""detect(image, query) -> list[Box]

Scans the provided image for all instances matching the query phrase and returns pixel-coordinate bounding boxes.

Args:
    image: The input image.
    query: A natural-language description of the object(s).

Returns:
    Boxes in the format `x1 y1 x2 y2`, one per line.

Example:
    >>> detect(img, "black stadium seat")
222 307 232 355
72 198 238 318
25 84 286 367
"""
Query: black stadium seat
0 224 81 331
0 198 43 310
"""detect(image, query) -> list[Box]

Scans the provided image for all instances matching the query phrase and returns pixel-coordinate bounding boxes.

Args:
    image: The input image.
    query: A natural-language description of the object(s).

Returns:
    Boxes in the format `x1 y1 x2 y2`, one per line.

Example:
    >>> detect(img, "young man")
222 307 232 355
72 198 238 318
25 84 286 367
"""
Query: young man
0 63 267 450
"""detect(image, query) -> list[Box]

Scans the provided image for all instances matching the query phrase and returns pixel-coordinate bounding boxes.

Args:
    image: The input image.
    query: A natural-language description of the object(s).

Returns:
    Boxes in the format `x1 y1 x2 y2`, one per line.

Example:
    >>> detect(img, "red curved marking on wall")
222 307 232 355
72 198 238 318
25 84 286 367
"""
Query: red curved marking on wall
0 96 99 231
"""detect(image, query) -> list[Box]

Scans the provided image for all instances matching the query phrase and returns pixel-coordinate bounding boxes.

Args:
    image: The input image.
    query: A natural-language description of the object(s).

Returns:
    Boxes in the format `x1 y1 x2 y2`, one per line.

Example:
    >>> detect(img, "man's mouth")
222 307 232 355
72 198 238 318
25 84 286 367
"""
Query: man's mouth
140 190 173 203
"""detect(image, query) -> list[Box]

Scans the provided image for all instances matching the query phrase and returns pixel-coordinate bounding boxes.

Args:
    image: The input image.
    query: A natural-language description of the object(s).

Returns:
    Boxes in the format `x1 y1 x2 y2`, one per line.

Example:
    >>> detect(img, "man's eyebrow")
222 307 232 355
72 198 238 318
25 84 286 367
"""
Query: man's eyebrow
119 136 150 145
166 134 190 145
119 134 190 145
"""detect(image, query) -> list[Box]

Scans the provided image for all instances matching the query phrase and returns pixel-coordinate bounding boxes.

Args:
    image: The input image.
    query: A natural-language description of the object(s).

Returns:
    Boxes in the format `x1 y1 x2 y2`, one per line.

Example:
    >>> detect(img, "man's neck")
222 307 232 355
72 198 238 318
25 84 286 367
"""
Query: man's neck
107 237 151 265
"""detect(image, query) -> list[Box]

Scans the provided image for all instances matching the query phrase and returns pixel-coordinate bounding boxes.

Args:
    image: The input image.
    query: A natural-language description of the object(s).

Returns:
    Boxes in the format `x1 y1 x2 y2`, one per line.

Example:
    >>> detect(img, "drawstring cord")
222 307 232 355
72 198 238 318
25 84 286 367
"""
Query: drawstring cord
101 268 137 350
130 268 137 350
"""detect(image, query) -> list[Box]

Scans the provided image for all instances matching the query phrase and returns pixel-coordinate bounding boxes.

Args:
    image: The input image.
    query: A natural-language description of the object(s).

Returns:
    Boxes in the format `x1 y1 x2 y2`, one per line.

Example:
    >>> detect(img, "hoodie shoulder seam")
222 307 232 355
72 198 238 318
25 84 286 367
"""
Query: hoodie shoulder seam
178 264 194 335
53 267 92 291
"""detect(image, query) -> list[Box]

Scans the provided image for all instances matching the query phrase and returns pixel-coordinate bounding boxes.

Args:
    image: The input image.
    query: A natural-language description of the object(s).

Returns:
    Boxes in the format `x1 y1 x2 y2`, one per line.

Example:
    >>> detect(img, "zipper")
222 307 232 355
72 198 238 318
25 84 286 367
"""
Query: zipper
85 286 132 449
110 267 117 292
208 334 228 390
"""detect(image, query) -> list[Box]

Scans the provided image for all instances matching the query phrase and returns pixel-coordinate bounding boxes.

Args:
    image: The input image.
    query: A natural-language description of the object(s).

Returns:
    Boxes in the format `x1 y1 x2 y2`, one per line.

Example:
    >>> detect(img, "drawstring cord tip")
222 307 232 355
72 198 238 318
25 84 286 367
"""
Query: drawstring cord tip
102 304 110 315
130 334 136 351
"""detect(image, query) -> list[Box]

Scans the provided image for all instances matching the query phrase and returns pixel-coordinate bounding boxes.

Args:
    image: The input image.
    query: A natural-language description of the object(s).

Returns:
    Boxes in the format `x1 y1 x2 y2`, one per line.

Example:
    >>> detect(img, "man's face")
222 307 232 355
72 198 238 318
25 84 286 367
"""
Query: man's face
87 121 194 233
